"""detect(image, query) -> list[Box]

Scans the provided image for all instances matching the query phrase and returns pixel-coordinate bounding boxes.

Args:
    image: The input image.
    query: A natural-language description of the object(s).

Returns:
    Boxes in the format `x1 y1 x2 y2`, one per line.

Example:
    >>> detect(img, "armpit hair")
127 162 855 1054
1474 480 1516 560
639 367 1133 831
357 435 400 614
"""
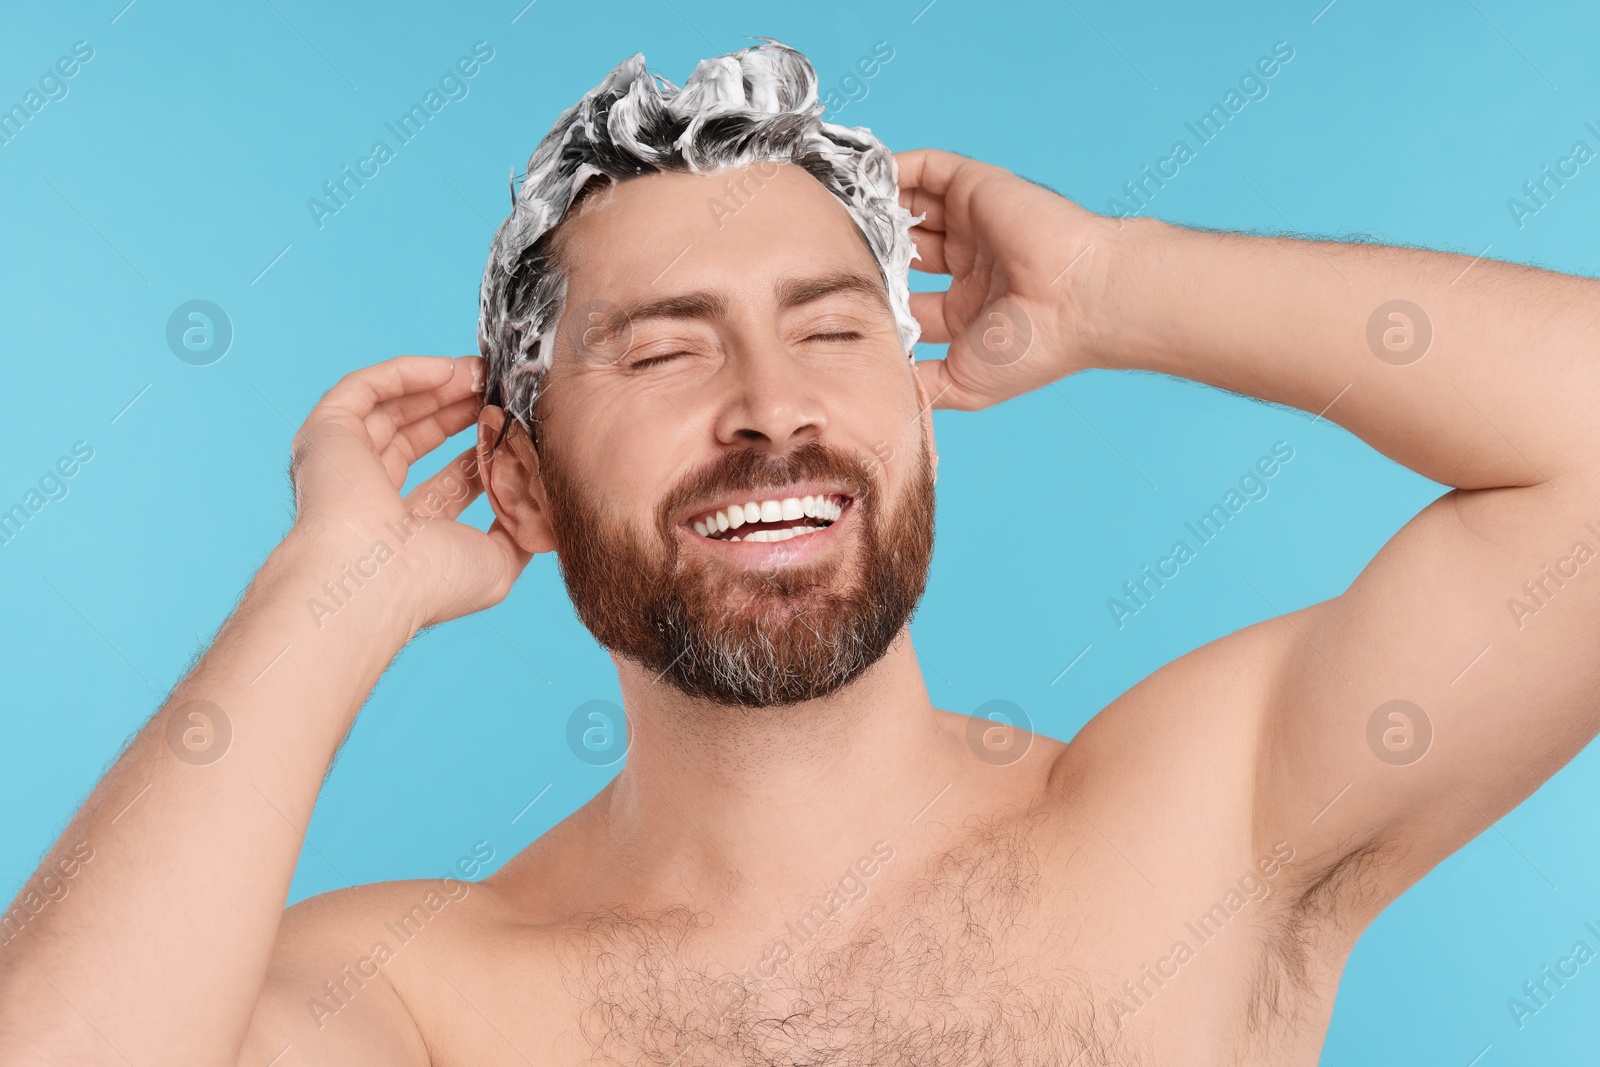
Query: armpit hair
1241 835 1397 1040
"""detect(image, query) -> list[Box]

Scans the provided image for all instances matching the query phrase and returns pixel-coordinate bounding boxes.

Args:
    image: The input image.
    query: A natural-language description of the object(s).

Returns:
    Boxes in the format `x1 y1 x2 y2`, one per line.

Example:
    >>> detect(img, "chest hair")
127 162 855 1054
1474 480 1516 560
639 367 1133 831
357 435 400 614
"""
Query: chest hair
556 810 1152 1067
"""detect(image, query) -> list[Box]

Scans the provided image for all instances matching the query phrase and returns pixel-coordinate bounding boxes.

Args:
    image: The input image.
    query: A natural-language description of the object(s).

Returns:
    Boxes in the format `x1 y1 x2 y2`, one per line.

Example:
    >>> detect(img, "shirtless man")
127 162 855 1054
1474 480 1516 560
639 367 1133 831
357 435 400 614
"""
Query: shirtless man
4 39 1597 1066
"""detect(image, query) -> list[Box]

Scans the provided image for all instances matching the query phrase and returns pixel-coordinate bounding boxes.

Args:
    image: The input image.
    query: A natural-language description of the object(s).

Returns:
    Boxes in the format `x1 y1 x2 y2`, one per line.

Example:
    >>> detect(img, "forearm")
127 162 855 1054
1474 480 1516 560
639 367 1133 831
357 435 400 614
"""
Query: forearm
0 529 417 1064
1091 216 1600 490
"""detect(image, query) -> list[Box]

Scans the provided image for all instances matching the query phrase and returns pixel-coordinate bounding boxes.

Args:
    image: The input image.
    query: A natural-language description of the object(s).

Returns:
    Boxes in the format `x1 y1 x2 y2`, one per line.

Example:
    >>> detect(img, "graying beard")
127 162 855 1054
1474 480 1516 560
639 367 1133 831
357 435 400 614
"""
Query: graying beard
555 810 1151 1067
665 605 878 708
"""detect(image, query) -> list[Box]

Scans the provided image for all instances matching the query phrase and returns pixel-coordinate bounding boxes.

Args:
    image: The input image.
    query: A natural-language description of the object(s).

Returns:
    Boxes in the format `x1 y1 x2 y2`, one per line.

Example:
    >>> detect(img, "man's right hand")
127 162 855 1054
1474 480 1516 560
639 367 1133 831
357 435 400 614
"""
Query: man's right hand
288 354 536 634
0 354 534 1066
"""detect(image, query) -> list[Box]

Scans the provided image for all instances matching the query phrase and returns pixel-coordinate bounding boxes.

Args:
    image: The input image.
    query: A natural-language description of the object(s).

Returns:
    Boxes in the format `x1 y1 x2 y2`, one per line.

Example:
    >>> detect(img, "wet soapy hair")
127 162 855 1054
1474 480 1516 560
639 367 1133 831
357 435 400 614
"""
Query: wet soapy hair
476 36 923 451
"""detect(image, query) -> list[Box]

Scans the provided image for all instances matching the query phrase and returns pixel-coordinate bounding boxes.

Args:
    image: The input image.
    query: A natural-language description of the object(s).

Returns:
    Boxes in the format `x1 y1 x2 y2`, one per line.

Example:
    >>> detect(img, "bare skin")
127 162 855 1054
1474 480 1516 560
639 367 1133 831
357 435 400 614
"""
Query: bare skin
3 150 1598 1066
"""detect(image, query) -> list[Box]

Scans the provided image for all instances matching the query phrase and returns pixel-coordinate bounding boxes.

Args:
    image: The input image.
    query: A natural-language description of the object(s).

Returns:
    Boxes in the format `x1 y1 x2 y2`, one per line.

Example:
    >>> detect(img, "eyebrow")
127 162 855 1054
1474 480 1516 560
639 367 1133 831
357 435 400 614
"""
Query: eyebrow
597 269 889 339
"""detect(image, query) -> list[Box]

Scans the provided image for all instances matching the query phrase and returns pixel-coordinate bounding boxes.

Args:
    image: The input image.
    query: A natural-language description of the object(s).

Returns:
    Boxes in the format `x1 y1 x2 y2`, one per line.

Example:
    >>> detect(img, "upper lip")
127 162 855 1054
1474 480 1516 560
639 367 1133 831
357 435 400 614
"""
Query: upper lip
677 483 855 529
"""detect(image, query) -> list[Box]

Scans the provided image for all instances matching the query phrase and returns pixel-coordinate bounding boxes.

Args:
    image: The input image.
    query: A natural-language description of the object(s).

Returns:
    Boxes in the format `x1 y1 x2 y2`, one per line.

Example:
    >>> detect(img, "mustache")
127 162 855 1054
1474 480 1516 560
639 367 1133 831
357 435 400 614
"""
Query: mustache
655 440 878 536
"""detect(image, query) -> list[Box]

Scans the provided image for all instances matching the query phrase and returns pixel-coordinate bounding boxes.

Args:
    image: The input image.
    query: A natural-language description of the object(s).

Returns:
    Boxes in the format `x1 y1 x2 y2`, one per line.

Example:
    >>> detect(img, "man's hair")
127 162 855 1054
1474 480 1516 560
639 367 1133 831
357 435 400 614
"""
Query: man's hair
476 36 923 448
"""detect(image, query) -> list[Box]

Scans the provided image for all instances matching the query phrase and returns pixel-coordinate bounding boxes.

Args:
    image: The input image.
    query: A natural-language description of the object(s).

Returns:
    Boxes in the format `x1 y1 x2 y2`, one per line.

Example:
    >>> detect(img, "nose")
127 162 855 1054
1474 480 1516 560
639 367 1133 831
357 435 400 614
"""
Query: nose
710 335 828 452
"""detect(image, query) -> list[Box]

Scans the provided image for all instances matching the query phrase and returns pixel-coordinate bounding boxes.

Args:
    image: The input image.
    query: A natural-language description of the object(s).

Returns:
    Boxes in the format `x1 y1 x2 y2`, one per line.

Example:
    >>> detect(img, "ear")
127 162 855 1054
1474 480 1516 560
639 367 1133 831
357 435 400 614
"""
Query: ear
477 406 558 555
910 356 940 486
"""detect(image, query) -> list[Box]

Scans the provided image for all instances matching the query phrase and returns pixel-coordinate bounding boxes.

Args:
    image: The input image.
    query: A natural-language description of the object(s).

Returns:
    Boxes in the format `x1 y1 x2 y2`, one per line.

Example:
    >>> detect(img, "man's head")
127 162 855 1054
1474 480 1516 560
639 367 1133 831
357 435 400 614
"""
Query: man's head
477 40 937 708
477 37 923 428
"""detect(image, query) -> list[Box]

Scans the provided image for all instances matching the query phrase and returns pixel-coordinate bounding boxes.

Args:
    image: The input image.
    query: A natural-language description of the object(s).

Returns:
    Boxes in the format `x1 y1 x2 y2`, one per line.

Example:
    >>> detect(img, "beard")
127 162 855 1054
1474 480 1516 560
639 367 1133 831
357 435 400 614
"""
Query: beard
537 430 936 708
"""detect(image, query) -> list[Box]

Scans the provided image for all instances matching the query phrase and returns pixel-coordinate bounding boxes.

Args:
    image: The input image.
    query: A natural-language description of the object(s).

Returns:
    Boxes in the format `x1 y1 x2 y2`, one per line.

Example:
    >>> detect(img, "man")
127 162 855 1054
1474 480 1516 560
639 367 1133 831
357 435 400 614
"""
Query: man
2 37 1596 1066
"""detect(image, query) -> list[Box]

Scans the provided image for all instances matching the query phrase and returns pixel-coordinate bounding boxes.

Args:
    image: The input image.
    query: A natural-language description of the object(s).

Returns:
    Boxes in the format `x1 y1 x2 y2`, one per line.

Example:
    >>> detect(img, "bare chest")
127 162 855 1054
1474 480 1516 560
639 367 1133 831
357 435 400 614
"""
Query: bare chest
552 833 1133 1066
420 814 1334 1067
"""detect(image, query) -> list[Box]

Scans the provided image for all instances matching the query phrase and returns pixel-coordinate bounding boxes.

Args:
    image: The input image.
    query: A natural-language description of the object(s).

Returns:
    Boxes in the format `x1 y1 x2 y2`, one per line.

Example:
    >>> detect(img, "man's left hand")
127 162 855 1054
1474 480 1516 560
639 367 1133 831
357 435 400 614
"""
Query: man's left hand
894 147 1116 411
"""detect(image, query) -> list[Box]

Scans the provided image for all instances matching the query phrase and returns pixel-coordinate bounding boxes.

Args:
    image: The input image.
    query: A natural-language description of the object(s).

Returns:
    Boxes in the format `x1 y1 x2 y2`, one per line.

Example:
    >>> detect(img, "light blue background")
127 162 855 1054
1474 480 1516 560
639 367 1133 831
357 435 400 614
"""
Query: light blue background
2 1 1596 1061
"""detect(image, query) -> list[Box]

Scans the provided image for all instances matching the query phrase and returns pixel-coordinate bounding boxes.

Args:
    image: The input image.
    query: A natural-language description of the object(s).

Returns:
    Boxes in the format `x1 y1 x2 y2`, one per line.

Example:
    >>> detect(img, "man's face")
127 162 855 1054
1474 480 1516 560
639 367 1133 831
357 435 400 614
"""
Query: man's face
521 162 936 707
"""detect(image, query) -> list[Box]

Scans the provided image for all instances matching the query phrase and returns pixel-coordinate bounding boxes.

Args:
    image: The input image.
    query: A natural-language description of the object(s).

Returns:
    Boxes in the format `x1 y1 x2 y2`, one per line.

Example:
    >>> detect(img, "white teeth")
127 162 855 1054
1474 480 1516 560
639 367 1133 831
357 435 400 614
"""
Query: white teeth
694 494 847 539
730 535 741 542
742 525 820 543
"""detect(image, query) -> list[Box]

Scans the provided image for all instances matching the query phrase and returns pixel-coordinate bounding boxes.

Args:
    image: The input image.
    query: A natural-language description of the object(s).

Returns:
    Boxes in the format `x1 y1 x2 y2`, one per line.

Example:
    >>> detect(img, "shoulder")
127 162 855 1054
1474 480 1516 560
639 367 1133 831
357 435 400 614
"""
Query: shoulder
239 817 596 1066
240 878 475 1066
1035 599 1339 912
1047 599 1331 796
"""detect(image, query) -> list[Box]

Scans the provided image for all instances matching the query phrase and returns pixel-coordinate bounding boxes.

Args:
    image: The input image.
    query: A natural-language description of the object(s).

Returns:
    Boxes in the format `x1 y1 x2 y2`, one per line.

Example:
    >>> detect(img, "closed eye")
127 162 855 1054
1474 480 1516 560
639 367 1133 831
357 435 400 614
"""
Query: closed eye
629 331 862 369
629 351 690 370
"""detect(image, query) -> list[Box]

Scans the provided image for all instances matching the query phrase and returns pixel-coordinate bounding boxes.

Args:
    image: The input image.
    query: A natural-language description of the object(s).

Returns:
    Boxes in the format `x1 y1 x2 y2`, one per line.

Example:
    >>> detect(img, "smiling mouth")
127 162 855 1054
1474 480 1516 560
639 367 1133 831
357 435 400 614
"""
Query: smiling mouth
687 493 850 543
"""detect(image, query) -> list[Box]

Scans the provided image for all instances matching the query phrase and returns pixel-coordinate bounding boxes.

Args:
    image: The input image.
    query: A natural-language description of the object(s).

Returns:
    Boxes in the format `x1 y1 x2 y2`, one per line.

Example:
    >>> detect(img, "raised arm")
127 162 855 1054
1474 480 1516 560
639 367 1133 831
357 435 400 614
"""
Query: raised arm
895 147 1600 921
0 355 530 1065
1100 219 1600 915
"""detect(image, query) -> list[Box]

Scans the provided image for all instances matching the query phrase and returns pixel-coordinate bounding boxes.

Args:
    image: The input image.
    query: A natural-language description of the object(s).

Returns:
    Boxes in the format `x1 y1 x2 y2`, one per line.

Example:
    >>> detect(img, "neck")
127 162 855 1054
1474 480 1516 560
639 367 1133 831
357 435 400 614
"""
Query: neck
596 631 956 912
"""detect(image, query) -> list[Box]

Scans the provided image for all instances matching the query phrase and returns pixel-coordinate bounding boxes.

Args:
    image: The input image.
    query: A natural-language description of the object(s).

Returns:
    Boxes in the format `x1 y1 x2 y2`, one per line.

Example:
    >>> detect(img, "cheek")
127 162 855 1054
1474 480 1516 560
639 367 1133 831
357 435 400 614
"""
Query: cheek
838 369 922 458
578 393 707 503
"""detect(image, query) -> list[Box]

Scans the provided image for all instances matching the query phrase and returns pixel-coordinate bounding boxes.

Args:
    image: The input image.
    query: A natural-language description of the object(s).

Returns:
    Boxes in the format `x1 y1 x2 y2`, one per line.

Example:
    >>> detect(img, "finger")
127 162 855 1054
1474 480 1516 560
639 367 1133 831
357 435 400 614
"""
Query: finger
315 355 468 423
366 357 486 453
913 358 959 410
908 290 952 344
893 148 970 199
443 516 538 617
290 412 374 508
292 357 480 512
486 516 538 572
298 357 466 482
898 187 945 232
909 229 948 275
378 396 483 489
402 446 485 524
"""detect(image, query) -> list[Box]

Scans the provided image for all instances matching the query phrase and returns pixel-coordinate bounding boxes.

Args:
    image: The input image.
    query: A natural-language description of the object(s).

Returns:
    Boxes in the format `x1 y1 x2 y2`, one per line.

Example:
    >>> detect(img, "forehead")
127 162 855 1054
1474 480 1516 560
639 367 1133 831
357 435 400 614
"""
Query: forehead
554 162 882 301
